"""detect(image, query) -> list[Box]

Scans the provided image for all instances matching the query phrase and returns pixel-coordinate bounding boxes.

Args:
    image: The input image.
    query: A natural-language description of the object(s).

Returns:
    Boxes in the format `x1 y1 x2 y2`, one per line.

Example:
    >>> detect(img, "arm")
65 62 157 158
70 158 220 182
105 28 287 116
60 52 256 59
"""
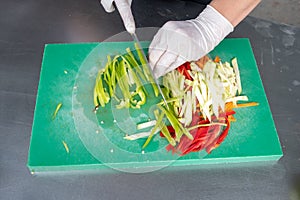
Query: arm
210 0 261 27
149 0 261 78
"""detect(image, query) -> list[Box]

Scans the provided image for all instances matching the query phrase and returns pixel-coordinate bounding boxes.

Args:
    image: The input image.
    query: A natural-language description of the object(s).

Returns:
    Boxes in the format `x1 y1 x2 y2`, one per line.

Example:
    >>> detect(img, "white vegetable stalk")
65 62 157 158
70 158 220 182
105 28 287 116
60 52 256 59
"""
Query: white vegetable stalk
124 131 154 140
162 57 244 126
136 120 157 130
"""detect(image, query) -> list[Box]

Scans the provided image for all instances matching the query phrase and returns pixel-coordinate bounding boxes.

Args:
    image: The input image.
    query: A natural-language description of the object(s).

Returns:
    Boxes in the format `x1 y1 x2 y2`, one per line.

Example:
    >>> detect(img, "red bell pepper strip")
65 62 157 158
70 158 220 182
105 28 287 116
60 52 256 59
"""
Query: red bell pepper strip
163 110 235 155
177 62 193 80
206 117 231 153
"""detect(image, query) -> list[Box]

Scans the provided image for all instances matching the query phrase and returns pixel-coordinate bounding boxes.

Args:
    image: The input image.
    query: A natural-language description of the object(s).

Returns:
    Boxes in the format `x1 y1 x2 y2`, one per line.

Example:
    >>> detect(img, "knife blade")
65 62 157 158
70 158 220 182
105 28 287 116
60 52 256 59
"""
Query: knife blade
112 1 169 109
131 33 170 109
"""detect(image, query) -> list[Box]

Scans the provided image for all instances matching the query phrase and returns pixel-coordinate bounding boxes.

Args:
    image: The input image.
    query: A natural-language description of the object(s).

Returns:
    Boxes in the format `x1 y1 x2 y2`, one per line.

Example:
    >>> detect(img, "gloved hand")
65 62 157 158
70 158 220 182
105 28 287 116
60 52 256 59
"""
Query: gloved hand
101 0 135 34
149 5 234 78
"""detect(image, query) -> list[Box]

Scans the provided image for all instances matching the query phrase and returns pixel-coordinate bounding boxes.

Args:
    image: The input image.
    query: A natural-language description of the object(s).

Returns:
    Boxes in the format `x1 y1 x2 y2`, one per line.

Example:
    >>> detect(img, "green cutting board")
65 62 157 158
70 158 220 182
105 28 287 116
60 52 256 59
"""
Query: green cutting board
27 39 283 173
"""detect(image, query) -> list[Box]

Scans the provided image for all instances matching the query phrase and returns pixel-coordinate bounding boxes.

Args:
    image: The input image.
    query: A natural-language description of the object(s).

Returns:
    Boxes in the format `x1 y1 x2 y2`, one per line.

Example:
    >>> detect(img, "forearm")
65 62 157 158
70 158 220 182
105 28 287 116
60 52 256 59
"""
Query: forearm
210 0 261 27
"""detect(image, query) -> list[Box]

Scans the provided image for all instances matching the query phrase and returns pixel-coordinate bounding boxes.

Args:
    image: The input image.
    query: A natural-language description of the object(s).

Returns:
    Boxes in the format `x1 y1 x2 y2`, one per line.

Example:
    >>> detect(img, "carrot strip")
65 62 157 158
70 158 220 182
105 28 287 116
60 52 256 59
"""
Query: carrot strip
228 115 236 122
236 102 259 108
226 102 259 112
225 102 234 112
214 56 220 63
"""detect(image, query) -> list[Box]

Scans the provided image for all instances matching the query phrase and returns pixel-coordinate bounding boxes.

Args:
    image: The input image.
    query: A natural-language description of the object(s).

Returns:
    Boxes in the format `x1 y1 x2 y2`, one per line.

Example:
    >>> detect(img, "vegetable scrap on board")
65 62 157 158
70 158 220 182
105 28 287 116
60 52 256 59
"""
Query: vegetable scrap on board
52 103 62 120
62 140 69 153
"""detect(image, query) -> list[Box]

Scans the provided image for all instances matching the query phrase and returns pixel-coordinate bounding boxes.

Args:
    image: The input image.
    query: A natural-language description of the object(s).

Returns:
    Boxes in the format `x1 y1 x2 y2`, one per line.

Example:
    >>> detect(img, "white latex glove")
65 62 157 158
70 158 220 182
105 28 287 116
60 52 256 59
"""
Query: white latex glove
101 0 135 34
149 5 234 78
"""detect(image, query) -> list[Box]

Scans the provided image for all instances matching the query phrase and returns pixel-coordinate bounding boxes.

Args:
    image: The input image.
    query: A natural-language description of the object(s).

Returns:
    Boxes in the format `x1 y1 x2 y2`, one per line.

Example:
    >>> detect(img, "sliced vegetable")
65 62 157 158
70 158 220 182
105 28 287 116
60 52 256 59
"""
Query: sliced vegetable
187 122 227 131
93 50 258 156
124 131 153 140
52 103 62 119
231 58 242 94
93 46 162 110
158 105 193 142
134 43 159 97
62 140 69 153
214 56 221 63
160 124 176 146
137 120 157 130
142 110 165 149
235 102 259 108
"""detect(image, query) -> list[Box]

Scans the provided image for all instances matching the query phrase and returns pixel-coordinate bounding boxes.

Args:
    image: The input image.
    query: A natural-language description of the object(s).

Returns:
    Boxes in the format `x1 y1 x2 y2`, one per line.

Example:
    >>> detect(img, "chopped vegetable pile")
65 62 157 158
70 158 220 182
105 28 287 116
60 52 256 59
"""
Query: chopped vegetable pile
94 47 258 156
93 44 159 110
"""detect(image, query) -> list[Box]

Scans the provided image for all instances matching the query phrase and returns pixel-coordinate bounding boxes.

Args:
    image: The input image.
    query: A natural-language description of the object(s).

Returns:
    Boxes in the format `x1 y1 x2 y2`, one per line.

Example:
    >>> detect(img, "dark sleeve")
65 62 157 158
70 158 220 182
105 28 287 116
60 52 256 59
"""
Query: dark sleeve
182 0 212 5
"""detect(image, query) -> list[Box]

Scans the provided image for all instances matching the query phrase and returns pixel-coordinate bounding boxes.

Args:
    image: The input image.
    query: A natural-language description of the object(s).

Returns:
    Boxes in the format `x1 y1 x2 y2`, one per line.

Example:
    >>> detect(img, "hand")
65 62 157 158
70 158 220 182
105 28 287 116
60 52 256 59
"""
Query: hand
101 0 135 34
149 5 234 78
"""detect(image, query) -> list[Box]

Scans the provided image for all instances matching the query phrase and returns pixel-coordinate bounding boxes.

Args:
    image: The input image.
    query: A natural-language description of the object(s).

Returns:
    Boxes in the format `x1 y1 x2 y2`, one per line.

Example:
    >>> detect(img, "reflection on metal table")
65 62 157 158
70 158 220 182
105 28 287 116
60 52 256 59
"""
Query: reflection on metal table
1 0 299 199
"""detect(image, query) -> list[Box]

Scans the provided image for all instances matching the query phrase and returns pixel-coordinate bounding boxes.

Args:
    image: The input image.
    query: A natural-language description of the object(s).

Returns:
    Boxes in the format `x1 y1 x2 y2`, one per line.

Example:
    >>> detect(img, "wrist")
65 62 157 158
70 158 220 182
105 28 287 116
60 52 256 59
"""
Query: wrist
196 5 234 36
190 5 233 53
209 0 261 27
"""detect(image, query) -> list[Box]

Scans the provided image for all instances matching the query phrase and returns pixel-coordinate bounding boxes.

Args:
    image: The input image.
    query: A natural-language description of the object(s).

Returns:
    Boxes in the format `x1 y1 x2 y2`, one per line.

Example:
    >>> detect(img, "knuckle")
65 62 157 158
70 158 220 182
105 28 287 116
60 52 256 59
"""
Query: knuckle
163 21 178 29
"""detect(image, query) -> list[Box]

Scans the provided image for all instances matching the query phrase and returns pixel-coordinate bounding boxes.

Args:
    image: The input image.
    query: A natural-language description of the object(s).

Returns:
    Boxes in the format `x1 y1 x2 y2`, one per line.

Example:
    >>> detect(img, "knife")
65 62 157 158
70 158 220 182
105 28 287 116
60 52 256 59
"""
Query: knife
131 33 170 109
113 0 169 109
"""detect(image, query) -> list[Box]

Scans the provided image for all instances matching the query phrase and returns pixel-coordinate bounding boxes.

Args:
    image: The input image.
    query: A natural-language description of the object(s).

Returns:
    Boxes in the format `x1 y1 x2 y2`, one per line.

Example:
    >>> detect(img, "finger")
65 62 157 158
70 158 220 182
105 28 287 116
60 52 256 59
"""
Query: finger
114 0 135 33
148 25 171 56
166 56 186 75
153 51 183 78
101 0 115 12
149 36 168 72
149 48 165 71
127 0 132 5
153 51 177 78
149 28 171 71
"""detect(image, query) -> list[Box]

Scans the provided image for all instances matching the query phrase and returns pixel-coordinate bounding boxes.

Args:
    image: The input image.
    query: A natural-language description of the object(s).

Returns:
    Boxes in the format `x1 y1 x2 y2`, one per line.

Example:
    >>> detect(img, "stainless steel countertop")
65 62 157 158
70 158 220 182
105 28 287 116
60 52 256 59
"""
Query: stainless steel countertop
1 0 299 199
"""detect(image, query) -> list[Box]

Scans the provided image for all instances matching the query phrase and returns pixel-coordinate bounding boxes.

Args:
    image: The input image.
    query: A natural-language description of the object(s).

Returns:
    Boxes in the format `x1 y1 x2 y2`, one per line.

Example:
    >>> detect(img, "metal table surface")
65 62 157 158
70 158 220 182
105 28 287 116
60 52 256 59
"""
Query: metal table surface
1 0 299 199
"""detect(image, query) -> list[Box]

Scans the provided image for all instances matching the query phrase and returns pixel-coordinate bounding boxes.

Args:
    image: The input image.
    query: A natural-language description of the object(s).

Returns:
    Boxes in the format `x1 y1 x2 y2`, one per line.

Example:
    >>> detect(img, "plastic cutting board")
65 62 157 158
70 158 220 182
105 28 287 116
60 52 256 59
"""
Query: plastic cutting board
27 38 283 173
